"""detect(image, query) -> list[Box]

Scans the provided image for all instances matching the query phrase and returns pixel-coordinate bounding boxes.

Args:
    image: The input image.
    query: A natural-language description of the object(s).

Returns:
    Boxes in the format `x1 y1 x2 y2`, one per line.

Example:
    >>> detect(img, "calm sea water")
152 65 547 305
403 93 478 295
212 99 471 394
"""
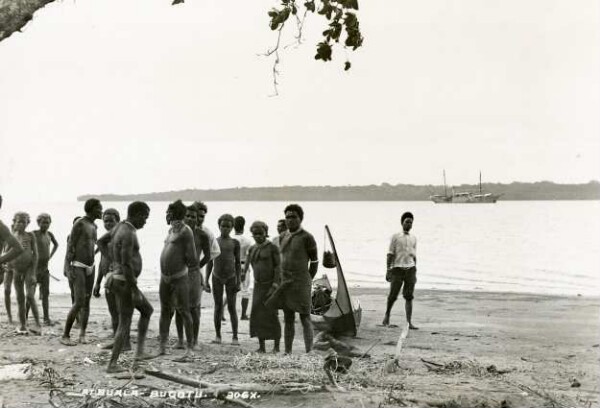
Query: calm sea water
2 200 599 296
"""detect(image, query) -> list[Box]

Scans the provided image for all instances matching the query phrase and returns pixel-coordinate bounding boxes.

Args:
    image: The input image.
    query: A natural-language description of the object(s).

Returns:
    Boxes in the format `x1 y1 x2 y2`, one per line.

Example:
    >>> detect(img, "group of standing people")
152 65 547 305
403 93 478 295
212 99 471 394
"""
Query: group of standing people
0 195 322 373
2 193 420 373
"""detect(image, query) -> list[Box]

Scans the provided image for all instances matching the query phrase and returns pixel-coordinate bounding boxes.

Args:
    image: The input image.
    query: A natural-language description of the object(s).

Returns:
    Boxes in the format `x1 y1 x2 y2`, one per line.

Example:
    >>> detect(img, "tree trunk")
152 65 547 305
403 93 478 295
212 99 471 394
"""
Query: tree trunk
0 0 55 43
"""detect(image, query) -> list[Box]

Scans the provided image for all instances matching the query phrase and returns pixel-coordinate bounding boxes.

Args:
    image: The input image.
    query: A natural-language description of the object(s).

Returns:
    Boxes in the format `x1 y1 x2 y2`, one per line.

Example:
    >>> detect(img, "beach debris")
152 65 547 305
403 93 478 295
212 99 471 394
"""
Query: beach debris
570 378 581 388
592 344 599 348
383 322 409 374
0 363 33 381
323 348 352 390
313 331 370 357
83 357 96 365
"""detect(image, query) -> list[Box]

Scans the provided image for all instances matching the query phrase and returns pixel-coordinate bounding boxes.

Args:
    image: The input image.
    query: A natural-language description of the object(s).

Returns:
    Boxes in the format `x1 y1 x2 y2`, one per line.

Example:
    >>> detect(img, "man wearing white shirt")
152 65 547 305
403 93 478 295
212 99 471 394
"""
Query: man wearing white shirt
232 216 253 320
383 212 418 329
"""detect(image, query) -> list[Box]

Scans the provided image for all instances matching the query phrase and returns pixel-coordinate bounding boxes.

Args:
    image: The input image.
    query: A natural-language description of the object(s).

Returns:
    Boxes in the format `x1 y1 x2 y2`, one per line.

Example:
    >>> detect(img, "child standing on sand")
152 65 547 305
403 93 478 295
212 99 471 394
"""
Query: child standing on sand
205 214 241 345
32 213 59 325
10 212 42 334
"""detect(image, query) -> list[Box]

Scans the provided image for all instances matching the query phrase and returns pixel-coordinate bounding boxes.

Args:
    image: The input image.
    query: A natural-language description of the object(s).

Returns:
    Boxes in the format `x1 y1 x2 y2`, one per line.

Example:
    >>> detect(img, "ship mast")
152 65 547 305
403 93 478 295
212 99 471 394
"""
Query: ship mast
443 169 447 196
479 171 482 194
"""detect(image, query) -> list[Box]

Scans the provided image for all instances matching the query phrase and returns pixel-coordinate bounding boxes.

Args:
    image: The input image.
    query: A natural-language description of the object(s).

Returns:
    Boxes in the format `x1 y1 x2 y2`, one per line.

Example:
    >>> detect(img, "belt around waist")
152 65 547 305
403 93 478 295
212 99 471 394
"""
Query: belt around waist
161 267 188 284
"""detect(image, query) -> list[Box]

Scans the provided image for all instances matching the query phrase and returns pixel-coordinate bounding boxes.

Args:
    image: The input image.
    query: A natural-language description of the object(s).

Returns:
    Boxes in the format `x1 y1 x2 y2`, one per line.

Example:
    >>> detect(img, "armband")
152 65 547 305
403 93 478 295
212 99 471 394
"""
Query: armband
310 260 319 264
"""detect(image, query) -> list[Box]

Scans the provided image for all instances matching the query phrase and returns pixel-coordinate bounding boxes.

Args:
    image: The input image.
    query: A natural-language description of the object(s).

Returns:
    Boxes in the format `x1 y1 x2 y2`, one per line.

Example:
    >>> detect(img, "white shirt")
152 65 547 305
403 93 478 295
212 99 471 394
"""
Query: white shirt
388 231 417 268
232 233 252 263
201 225 221 261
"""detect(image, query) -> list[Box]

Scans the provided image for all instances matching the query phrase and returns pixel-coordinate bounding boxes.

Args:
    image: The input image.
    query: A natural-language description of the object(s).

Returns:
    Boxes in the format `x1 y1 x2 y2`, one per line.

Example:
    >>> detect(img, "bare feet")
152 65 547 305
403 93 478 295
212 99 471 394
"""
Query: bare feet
211 337 222 344
29 325 42 336
408 324 419 330
106 364 127 374
59 337 77 346
78 336 89 344
256 348 266 353
101 342 114 350
16 327 28 335
231 338 240 346
158 344 168 355
174 341 185 350
134 352 158 362
240 315 249 321
382 314 390 326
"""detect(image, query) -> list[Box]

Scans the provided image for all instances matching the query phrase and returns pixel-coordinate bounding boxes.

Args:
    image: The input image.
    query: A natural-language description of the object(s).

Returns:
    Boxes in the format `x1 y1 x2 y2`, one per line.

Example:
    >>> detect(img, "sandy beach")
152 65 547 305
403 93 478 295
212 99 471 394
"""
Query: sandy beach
0 287 598 408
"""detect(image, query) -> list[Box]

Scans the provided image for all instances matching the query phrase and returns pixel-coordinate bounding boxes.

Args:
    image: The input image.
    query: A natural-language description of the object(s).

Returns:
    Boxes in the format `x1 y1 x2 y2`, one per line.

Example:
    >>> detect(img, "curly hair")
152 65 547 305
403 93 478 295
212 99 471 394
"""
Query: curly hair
284 204 304 221
36 213 52 223
13 212 30 224
218 213 234 227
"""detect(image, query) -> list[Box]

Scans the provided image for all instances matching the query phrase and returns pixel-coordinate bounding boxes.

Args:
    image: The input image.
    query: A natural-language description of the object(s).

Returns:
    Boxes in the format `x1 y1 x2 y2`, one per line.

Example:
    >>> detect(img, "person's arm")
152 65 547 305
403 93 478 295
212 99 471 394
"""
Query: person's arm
48 231 59 259
306 234 318 279
66 221 82 264
0 222 23 265
272 245 281 287
241 246 252 281
387 235 396 270
198 233 211 269
30 232 39 273
184 227 199 273
413 237 417 265
93 231 112 297
234 240 241 289
204 259 213 292
119 231 138 290
209 233 221 261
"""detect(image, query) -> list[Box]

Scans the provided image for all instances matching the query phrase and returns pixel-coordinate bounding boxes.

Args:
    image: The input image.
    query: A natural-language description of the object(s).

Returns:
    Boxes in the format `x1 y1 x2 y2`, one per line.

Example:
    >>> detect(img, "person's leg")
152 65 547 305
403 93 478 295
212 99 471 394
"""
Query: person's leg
225 280 239 344
39 270 50 324
241 297 249 320
174 277 194 352
299 313 313 353
4 269 13 324
174 310 185 348
258 338 266 353
188 272 200 347
13 270 26 331
158 280 172 354
383 270 402 325
25 268 41 330
107 282 133 372
62 267 86 344
105 289 118 336
78 270 95 343
283 308 295 354
191 306 200 347
134 290 154 360
403 267 418 329
211 276 224 343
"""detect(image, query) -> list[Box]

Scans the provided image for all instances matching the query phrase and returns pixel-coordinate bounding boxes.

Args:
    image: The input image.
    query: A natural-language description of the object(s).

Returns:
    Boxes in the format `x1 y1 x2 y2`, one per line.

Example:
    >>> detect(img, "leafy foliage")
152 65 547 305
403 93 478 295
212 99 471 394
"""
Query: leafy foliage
268 0 363 70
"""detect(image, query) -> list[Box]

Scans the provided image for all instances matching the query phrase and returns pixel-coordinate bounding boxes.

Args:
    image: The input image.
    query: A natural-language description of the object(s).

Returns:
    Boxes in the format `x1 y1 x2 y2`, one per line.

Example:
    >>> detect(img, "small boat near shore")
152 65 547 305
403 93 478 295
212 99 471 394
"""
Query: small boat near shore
430 171 501 204
311 225 362 337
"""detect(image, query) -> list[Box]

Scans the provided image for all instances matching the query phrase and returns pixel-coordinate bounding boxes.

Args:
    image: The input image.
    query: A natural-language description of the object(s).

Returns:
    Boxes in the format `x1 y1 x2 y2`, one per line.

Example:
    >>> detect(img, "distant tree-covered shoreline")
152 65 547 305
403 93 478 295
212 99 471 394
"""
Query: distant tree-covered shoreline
78 181 600 202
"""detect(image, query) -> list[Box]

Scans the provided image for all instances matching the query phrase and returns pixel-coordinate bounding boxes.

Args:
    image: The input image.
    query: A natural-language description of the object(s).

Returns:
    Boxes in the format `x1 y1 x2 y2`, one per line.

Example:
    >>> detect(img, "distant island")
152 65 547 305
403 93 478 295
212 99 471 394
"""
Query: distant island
78 181 600 202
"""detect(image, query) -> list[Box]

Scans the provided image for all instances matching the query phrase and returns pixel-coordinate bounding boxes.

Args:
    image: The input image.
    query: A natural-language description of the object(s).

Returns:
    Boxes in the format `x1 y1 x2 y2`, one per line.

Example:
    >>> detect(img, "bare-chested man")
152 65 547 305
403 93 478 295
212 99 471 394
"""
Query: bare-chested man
173 205 210 349
159 200 199 356
60 198 103 346
106 201 154 373
94 209 128 349
0 195 24 323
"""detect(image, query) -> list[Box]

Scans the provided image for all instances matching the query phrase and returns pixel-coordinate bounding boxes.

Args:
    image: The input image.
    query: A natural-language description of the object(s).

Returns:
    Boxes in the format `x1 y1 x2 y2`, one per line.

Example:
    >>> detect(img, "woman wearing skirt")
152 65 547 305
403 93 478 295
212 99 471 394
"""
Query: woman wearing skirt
243 221 282 353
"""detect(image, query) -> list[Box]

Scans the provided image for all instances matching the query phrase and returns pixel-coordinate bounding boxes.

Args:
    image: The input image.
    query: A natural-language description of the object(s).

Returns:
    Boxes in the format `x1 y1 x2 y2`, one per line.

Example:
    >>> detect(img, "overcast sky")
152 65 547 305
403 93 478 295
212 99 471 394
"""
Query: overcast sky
0 0 598 202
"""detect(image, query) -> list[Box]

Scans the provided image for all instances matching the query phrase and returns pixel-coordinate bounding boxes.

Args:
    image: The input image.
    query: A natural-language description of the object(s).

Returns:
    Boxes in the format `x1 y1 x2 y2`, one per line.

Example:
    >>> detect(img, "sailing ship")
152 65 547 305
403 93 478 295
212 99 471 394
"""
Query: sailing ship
430 171 502 204
311 225 362 337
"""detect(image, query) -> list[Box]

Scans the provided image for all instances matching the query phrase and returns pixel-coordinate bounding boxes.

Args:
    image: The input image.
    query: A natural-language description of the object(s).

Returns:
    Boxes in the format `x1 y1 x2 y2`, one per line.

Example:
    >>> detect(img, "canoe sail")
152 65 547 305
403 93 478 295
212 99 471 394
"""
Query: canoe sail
312 225 361 337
